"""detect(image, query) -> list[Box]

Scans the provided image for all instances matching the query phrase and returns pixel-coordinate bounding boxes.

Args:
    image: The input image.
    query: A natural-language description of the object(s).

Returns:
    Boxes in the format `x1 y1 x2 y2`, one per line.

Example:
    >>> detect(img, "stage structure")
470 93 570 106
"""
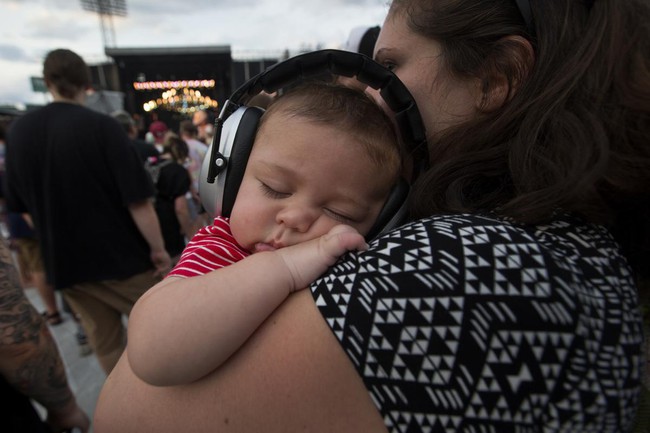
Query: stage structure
105 46 233 129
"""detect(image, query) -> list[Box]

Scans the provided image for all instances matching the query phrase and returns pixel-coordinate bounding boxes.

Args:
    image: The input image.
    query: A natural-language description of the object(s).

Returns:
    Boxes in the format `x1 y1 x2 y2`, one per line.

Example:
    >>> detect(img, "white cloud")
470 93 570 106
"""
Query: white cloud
0 0 389 104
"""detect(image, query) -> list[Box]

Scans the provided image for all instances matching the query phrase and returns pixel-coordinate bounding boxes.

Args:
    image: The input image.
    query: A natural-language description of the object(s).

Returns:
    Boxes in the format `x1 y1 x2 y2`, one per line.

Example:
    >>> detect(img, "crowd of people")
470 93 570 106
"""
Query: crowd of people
1 0 649 432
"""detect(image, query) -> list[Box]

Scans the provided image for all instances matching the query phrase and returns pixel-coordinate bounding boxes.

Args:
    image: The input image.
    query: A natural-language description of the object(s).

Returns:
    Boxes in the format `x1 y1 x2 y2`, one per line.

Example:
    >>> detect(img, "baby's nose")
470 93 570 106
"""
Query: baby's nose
276 206 319 233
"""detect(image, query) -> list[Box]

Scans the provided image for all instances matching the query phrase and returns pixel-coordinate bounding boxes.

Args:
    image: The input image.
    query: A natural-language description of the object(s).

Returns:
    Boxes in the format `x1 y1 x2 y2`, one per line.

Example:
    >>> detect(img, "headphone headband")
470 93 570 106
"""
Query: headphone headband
229 49 426 156
208 50 427 184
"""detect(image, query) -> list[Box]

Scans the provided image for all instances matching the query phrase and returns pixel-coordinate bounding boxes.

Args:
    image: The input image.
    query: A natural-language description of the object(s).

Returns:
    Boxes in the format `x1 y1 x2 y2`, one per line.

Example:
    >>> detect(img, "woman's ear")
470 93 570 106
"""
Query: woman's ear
476 35 535 112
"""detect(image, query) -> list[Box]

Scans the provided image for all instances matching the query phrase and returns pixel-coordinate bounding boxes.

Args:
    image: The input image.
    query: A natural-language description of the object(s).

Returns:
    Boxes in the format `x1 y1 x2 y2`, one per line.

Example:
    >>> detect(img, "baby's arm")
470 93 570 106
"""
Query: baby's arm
127 225 366 387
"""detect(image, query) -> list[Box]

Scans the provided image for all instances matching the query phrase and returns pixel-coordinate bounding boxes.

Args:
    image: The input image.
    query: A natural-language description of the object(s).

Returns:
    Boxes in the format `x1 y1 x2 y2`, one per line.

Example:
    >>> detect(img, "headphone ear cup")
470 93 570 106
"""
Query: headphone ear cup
366 177 410 241
220 106 264 217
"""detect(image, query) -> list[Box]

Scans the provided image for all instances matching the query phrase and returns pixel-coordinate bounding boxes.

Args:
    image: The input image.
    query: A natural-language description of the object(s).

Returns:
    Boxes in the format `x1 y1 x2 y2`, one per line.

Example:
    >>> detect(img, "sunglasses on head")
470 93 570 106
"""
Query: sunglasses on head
514 0 534 36
514 0 595 37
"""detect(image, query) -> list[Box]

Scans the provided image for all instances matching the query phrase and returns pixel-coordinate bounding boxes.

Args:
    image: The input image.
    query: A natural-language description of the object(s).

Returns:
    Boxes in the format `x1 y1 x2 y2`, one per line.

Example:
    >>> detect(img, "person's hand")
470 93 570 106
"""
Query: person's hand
46 399 91 433
274 225 367 292
150 248 172 278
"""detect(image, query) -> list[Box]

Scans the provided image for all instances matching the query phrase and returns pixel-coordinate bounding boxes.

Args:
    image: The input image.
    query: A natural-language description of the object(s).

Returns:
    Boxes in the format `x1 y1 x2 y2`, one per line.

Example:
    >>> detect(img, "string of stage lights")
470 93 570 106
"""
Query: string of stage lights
136 79 219 114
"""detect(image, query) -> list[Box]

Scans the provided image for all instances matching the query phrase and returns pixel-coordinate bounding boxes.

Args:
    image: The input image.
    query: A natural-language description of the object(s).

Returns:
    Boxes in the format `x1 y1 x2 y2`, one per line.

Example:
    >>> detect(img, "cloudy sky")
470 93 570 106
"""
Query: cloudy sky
0 0 389 106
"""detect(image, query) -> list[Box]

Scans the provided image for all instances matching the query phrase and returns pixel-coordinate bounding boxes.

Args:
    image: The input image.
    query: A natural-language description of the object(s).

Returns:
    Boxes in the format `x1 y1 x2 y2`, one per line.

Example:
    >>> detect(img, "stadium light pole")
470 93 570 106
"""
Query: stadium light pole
80 0 127 48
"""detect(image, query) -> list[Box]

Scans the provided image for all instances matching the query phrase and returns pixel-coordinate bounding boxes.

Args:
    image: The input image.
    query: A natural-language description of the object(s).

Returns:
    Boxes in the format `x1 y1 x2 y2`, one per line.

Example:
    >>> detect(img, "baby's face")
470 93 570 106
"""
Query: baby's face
230 112 393 253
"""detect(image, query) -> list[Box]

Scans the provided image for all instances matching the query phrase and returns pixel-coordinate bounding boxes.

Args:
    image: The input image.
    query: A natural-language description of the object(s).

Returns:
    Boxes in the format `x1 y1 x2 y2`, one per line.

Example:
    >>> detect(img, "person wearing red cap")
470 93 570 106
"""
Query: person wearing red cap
148 120 169 152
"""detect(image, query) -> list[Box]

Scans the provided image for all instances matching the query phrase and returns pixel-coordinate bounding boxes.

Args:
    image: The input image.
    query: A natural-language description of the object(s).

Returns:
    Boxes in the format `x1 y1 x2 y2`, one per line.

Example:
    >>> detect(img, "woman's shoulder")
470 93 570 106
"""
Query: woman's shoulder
311 213 643 432
159 159 190 176
379 213 625 268
315 212 633 300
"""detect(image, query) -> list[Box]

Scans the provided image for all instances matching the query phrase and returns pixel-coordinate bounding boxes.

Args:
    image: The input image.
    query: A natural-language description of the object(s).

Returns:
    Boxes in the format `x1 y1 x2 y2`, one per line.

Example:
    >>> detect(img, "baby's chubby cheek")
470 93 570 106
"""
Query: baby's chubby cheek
229 216 255 251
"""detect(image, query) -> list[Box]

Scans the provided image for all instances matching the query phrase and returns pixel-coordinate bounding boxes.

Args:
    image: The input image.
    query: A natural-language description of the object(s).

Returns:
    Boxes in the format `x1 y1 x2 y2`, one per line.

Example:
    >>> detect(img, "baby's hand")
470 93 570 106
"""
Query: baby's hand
275 225 367 292
317 225 368 262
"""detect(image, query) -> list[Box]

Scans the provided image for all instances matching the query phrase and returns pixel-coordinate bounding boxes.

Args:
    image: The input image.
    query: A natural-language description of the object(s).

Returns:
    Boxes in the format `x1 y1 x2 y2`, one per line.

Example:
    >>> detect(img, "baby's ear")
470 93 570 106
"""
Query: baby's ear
475 35 535 112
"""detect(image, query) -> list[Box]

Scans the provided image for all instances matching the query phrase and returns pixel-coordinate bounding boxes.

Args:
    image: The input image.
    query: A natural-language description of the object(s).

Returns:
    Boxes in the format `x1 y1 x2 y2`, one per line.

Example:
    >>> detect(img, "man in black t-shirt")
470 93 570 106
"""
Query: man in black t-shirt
4 49 171 374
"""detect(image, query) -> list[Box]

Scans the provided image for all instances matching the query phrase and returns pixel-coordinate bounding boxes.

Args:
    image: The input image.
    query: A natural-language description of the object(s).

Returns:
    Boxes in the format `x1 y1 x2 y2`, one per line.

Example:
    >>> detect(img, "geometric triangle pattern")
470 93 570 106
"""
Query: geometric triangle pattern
311 214 644 432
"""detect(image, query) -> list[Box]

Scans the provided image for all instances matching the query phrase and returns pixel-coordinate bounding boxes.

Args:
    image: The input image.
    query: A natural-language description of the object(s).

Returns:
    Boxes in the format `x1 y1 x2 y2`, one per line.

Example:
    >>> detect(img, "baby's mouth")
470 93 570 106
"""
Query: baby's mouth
253 242 277 253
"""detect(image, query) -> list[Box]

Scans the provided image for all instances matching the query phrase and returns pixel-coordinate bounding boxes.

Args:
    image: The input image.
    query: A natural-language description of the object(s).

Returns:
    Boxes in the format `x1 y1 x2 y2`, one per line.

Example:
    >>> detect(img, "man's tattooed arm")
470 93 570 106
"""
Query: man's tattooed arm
0 237 74 410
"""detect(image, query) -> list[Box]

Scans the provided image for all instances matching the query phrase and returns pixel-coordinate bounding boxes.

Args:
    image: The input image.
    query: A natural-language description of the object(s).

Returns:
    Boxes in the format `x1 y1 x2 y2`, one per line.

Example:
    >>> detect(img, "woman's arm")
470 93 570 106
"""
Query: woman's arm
127 225 367 386
95 289 388 433
173 194 194 239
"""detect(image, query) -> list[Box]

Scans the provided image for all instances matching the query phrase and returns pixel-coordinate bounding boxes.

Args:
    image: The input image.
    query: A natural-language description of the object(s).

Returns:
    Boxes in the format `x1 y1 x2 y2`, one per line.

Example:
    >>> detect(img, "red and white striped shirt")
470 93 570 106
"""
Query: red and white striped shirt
167 217 250 278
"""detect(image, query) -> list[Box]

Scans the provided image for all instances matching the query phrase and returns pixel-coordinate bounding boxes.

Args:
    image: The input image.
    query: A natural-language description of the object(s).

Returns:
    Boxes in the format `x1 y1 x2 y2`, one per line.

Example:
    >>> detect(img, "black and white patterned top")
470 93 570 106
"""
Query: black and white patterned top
310 214 644 432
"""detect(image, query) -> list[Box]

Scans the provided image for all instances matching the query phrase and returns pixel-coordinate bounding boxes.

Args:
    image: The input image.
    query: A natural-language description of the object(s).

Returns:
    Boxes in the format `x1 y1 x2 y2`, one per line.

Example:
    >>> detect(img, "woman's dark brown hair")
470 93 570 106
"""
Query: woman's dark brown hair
394 0 650 276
